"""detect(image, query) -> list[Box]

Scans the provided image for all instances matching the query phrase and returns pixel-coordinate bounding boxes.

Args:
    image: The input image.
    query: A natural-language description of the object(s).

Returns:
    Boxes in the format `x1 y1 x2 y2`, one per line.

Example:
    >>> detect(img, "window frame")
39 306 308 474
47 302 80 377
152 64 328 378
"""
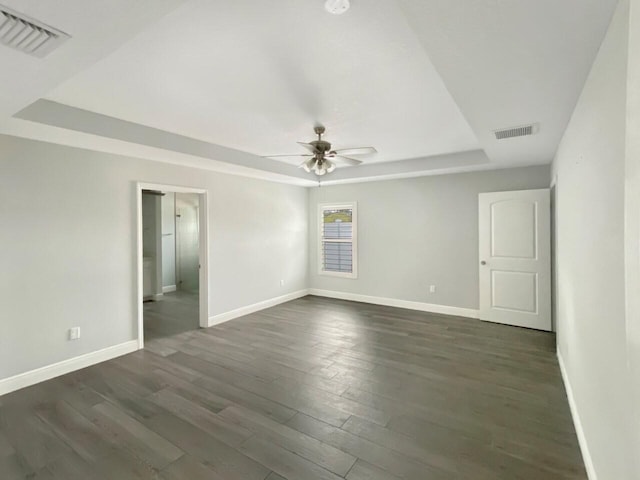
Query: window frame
318 202 358 279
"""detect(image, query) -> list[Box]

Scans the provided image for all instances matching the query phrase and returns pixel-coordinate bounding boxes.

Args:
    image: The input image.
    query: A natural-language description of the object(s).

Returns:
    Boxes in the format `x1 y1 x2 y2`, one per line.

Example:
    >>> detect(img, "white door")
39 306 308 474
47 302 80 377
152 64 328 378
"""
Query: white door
479 189 551 331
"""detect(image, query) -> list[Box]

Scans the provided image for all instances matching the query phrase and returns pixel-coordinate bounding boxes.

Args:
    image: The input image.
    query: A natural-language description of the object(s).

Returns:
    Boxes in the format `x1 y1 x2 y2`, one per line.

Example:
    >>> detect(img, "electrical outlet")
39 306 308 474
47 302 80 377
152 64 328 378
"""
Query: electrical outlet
429 285 436 294
280 279 285 287
69 327 81 340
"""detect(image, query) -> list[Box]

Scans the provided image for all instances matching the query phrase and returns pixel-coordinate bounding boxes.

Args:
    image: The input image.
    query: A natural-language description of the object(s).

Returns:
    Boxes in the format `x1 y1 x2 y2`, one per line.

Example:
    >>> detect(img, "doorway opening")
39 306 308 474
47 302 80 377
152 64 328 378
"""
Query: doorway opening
136 183 208 349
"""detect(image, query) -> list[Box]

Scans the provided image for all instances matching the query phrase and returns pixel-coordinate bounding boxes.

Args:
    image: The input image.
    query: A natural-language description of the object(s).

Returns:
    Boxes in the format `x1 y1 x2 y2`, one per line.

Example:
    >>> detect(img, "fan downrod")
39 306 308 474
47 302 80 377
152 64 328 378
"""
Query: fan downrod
311 125 331 154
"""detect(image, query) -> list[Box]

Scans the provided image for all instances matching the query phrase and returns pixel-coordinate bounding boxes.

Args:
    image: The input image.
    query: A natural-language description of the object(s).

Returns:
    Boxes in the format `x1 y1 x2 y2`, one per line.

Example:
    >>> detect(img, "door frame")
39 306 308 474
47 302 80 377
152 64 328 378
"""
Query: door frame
550 174 558 332
136 182 209 349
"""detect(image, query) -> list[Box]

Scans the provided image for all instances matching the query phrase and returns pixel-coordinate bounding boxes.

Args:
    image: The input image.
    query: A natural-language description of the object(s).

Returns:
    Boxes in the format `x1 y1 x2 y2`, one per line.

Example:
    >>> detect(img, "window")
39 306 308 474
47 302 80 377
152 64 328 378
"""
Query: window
319 203 357 278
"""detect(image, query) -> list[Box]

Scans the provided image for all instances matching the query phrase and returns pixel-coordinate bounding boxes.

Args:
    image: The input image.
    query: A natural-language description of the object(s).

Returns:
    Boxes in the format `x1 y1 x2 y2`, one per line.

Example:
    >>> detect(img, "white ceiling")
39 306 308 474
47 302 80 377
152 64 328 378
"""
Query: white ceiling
0 0 618 185
398 0 619 168
0 0 186 119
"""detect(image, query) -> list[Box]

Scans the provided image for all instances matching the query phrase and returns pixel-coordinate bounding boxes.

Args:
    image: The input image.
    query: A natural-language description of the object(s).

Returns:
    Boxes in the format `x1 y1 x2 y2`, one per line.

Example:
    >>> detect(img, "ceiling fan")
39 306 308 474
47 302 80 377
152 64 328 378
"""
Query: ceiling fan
265 126 377 176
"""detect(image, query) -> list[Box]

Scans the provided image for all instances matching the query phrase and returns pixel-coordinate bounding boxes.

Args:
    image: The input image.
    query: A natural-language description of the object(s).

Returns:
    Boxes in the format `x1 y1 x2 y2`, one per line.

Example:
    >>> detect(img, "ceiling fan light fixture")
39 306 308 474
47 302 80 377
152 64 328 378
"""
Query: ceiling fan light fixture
325 0 350 15
313 159 329 176
269 126 373 176
302 158 315 173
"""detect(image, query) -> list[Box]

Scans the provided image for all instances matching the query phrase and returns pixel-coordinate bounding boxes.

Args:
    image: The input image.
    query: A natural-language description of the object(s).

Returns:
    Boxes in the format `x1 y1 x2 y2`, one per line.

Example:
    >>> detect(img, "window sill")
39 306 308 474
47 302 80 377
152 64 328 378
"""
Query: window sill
319 270 358 279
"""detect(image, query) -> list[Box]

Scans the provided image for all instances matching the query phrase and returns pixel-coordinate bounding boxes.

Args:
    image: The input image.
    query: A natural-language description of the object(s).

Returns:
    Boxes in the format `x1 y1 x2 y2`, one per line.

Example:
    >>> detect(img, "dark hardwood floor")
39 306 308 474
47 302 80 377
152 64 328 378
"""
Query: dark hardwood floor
0 296 586 479
144 290 199 341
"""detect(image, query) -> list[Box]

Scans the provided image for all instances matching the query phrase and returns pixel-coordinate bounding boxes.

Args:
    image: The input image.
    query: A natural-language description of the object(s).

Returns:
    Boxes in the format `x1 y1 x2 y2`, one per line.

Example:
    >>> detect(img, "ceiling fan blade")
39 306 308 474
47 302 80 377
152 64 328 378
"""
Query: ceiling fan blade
297 142 317 153
264 154 313 158
332 155 363 166
332 146 377 156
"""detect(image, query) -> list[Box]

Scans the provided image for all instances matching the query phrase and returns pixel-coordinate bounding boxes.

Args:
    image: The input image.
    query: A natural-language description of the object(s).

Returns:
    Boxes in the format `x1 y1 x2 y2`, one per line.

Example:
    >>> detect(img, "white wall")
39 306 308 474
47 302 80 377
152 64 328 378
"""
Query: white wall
625 0 640 468
308 165 550 311
161 192 176 290
0 134 308 381
552 0 638 477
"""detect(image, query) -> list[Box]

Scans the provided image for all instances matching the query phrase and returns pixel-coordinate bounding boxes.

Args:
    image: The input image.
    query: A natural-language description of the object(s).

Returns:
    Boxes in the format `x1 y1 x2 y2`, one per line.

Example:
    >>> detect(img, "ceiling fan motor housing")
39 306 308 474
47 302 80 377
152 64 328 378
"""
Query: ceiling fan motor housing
310 140 332 154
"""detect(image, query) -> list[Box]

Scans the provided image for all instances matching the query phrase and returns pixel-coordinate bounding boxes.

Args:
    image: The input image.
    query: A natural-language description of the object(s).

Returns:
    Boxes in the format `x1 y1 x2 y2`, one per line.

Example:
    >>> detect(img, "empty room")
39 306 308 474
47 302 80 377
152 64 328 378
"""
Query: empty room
0 0 638 479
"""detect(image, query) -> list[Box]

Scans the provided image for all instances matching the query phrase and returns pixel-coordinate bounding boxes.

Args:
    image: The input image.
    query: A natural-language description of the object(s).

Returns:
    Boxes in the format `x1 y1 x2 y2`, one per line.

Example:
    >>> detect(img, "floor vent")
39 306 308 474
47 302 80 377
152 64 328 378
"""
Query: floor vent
494 124 539 140
0 5 70 58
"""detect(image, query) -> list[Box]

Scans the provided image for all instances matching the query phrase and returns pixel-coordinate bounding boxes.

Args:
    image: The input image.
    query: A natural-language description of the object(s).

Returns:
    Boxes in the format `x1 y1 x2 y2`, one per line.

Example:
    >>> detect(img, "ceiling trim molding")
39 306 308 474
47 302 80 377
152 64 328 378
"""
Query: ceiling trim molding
16 99 312 181
15 99 497 186
317 149 490 185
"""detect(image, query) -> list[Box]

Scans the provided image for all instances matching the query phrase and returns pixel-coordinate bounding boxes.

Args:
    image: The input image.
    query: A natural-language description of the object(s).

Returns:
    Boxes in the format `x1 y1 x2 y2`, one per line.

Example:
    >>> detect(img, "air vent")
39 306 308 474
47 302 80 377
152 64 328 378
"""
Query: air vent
0 5 70 58
494 123 539 140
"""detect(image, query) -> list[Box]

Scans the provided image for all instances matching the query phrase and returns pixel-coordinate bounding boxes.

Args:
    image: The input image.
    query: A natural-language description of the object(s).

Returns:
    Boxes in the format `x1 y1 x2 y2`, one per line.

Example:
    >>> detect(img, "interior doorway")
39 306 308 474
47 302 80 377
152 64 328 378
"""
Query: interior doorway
137 183 208 348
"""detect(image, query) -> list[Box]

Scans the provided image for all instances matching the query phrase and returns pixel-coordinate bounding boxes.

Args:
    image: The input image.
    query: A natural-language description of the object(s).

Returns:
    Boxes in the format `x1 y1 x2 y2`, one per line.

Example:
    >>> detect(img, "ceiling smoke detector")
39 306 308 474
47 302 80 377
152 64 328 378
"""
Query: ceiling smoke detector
325 0 350 15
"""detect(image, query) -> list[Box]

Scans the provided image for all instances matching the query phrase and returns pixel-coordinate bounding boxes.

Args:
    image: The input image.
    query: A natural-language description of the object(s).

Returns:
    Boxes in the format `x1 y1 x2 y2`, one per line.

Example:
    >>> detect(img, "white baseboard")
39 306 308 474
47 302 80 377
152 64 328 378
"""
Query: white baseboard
206 288 478 327
162 285 177 293
308 289 479 319
0 340 139 397
557 349 597 480
0 291 474 397
208 289 309 327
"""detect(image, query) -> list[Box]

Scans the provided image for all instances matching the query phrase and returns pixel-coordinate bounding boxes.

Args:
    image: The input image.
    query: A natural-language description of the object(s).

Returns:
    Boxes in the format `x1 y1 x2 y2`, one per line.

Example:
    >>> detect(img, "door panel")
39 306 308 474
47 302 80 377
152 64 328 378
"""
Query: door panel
479 189 551 331
491 201 537 258
491 271 537 313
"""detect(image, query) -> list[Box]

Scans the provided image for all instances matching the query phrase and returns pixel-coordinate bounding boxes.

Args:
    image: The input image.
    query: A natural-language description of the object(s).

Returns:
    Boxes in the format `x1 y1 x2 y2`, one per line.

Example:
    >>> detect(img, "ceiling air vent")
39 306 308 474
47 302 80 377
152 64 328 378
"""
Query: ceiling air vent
494 123 539 140
0 5 70 58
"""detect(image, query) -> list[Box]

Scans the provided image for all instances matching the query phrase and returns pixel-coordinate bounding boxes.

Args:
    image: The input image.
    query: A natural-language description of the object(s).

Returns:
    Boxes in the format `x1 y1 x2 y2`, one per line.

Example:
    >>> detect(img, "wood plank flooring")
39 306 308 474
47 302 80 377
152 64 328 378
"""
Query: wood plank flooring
0 295 586 479
144 290 199 341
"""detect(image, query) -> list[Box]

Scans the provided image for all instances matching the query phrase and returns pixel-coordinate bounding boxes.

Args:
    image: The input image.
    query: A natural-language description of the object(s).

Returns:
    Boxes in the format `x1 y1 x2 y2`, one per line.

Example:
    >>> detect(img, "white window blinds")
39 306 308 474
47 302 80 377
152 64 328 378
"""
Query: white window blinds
320 204 357 278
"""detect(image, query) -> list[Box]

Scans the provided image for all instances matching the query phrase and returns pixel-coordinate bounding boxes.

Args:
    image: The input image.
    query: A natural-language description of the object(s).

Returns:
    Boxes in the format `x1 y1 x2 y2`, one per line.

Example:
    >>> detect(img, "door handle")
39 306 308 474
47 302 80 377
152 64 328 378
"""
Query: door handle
480 261 487 266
